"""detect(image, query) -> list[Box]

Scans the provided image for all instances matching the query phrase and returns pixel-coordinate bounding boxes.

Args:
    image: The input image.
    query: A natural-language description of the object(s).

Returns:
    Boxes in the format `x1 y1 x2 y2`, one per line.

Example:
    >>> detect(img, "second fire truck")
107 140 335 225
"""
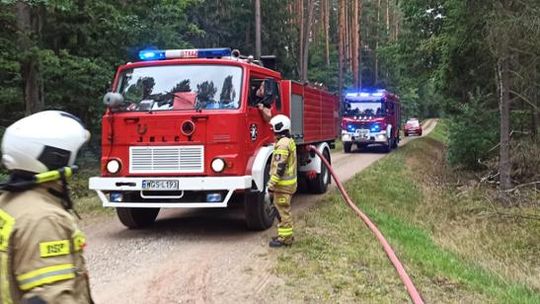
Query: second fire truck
341 89 401 153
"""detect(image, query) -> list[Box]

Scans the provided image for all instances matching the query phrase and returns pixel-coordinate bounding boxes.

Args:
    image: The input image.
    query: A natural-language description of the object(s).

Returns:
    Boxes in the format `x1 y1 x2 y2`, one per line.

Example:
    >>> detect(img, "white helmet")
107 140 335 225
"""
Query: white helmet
269 114 291 133
1 111 90 173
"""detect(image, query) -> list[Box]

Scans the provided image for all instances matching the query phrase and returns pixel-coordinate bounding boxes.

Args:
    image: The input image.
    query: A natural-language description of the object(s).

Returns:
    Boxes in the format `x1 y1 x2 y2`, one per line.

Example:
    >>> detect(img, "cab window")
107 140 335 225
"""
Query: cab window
248 77 281 110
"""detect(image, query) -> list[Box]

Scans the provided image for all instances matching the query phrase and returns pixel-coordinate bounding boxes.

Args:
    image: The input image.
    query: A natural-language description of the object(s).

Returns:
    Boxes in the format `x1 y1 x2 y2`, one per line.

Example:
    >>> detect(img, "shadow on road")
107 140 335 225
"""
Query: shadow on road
107 207 260 241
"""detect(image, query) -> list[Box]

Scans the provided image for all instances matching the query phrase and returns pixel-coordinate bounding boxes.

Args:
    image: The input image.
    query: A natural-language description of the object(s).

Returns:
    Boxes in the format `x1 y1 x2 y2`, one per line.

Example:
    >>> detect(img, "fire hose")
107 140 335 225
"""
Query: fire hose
306 145 424 304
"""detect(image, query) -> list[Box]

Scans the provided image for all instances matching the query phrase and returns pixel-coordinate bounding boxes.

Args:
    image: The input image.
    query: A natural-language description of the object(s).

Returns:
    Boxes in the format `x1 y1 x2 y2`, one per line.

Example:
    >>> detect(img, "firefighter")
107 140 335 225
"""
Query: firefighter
255 80 272 122
0 111 93 303
267 114 297 247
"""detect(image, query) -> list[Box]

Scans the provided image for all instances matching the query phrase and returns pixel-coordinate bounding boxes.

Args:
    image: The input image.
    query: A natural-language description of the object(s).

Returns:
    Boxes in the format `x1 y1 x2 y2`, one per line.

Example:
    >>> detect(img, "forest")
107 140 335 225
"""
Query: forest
0 0 539 196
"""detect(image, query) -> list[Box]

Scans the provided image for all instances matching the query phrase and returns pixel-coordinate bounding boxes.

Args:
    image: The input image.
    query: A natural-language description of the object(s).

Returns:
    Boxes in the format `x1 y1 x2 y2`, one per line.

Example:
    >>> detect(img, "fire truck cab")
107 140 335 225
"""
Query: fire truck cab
341 89 401 153
89 48 339 230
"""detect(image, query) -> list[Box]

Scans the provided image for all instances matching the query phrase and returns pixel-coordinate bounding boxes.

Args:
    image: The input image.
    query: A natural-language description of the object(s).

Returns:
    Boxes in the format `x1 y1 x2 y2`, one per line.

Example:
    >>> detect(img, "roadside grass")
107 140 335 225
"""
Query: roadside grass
427 118 448 144
333 139 343 152
71 156 113 216
272 122 540 303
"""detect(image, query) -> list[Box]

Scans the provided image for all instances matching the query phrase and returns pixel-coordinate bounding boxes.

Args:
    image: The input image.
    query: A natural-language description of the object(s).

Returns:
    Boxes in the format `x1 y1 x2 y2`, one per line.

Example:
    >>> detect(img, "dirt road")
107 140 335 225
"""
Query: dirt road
84 119 437 304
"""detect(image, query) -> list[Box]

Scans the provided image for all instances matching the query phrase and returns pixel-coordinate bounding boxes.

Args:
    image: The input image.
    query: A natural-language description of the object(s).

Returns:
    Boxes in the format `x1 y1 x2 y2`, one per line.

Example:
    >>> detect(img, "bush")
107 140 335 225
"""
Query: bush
447 98 499 169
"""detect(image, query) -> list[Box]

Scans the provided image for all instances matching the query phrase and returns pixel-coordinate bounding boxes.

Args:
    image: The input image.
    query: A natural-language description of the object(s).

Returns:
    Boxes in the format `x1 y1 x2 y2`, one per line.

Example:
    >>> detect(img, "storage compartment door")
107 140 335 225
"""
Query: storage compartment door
291 93 304 143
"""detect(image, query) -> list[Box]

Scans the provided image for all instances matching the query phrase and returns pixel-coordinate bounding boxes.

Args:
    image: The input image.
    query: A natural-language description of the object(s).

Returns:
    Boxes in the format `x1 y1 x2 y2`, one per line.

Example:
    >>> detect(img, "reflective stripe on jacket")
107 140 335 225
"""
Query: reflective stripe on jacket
269 136 297 194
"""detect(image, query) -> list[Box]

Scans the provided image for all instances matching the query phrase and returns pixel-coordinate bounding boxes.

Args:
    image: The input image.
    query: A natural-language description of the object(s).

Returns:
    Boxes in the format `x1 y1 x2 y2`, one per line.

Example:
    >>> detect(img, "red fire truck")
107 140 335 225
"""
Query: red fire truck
340 89 401 153
89 48 339 230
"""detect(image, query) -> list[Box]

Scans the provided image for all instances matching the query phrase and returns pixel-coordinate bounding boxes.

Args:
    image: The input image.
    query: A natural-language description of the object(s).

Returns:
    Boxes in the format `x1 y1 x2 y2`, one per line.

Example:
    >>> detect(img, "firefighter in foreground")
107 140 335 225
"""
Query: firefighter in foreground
267 115 297 247
0 111 93 303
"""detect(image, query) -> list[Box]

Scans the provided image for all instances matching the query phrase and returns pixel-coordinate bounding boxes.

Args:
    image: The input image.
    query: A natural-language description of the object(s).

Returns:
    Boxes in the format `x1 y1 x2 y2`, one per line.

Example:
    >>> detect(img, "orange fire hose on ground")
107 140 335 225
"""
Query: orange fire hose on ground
307 145 424 304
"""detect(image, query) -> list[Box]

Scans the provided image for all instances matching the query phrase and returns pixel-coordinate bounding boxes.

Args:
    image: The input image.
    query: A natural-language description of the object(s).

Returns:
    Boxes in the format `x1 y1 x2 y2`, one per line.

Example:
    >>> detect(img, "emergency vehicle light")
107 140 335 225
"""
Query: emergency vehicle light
139 50 166 60
138 48 232 61
345 90 385 98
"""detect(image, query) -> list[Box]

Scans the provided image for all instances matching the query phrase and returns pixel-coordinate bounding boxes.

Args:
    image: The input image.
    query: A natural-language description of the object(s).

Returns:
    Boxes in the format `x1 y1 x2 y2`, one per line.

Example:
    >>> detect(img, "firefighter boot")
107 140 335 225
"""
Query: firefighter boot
269 236 294 248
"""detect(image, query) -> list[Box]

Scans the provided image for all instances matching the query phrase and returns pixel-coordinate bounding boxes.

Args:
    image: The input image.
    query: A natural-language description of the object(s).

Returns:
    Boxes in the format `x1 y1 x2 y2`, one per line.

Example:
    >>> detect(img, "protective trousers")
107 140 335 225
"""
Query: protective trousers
274 192 293 243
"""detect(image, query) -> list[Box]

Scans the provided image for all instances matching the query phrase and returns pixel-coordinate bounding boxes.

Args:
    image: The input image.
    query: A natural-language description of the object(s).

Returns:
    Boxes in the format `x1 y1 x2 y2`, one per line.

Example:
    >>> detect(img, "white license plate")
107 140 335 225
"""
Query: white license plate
142 180 179 190
356 129 368 136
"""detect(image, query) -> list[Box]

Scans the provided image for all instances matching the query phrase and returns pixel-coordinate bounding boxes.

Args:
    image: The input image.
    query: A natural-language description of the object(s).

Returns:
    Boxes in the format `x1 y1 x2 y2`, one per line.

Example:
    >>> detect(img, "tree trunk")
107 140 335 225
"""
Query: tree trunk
375 0 381 84
323 0 330 66
497 54 512 191
338 0 345 97
301 0 315 82
16 2 44 115
298 0 304 77
386 0 390 38
533 62 539 137
255 0 261 59
352 0 360 88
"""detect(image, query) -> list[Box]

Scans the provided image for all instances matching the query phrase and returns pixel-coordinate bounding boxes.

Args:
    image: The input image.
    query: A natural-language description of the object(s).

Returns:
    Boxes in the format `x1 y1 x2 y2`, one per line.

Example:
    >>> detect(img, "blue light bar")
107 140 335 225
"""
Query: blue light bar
197 48 231 58
139 50 166 60
138 48 232 61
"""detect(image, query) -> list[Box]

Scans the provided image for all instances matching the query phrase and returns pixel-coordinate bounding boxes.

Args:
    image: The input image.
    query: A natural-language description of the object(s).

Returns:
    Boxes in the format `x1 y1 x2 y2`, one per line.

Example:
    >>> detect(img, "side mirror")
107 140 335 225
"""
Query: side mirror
103 92 124 108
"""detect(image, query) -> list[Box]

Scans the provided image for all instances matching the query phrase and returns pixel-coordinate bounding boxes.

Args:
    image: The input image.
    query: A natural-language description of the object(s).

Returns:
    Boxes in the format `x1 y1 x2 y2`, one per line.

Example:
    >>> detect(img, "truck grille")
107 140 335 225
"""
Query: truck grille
129 145 204 173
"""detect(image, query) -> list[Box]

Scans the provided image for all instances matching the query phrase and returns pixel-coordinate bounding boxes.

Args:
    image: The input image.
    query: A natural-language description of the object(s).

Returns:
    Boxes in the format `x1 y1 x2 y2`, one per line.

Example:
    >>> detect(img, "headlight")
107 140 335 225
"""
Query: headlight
106 159 121 174
211 158 226 173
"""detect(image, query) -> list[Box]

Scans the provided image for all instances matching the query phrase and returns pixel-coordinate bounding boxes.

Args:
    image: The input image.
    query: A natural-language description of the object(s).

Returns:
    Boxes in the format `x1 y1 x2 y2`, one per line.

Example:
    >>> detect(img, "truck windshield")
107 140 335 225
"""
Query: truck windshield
344 101 385 117
116 65 242 112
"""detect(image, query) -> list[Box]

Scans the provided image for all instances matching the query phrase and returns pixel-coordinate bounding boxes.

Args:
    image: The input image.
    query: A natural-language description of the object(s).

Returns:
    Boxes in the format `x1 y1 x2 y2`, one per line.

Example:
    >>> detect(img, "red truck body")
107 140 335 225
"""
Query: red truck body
89 48 339 229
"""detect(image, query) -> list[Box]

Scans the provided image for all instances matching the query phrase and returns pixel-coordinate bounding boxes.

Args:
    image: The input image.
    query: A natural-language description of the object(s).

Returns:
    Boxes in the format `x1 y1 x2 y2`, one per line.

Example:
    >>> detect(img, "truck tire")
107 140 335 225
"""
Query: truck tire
343 142 352 153
391 136 398 149
308 149 331 194
116 207 160 229
244 162 276 230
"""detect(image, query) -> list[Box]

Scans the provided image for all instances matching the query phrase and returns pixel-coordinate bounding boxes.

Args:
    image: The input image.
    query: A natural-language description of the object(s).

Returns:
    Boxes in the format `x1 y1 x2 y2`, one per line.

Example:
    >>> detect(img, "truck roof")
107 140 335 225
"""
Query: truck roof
121 48 281 79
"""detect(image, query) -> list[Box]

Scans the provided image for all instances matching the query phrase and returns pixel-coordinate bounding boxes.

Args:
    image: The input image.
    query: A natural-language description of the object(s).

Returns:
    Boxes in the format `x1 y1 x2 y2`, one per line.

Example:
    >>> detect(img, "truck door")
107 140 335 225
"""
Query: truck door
246 75 281 148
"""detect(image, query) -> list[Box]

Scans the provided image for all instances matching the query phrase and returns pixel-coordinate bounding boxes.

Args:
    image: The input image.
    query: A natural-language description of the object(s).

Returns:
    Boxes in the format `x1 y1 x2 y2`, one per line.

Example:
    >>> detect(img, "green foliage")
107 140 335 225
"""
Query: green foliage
447 95 498 169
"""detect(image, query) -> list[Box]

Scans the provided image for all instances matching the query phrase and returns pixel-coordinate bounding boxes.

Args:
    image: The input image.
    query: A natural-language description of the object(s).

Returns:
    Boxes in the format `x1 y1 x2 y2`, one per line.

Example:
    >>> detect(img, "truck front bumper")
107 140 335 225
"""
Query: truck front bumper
89 176 252 208
341 130 388 144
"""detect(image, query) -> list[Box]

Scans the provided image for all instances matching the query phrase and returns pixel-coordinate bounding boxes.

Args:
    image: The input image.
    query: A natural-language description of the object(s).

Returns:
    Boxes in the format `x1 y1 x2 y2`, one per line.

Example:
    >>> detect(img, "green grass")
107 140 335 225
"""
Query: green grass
333 139 343 152
428 118 449 144
72 156 114 216
272 122 540 303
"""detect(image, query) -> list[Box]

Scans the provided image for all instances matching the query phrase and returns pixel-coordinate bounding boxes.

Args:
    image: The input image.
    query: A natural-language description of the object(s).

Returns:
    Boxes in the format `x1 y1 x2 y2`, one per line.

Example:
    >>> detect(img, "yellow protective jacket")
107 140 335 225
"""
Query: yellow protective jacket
0 183 93 304
267 136 297 194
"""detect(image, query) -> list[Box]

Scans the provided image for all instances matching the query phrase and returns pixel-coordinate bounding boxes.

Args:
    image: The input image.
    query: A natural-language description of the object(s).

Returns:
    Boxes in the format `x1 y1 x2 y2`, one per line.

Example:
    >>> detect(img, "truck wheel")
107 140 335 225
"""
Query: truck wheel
116 207 160 229
308 149 331 194
392 137 398 149
343 142 352 153
382 138 392 153
244 162 276 230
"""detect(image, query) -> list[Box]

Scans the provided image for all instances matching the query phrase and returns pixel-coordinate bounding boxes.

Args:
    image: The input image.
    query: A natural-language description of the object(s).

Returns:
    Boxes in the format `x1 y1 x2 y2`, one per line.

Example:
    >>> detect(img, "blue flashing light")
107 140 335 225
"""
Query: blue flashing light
139 50 166 61
206 193 223 202
347 124 356 132
370 124 381 132
197 48 232 58
110 192 123 202
138 48 232 61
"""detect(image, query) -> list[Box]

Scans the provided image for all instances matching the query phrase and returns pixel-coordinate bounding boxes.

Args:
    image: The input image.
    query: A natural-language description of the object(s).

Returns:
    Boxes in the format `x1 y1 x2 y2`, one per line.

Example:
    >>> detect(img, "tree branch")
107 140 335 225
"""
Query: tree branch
509 89 539 110
503 181 540 193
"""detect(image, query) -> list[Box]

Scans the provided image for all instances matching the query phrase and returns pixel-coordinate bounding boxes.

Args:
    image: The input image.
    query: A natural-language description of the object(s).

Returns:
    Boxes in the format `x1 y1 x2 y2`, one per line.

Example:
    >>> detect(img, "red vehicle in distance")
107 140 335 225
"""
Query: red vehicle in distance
404 118 422 136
